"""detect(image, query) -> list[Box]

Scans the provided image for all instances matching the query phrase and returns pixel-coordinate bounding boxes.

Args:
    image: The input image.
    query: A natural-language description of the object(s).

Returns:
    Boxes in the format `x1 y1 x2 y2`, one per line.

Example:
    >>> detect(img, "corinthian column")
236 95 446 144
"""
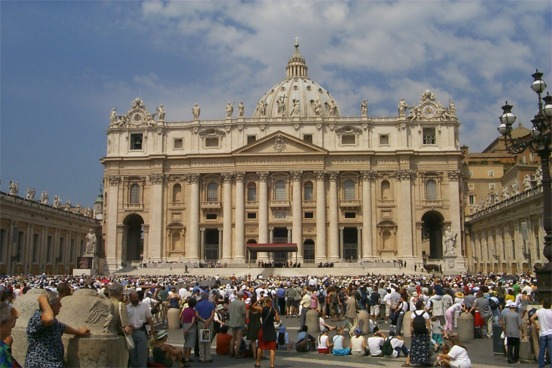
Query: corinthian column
397 170 414 257
448 170 462 255
361 171 375 259
315 171 327 262
258 172 269 261
291 171 303 262
222 173 233 262
187 174 200 260
328 172 339 261
149 173 164 261
234 172 245 263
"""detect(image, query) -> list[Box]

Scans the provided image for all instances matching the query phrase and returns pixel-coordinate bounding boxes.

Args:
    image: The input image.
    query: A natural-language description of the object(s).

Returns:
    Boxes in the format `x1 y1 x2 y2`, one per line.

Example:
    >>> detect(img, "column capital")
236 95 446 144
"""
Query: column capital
257 171 269 181
328 172 339 182
187 173 200 184
108 175 120 185
222 173 233 183
315 171 326 181
290 171 303 181
235 172 245 182
448 170 461 181
395 170 415 181
149 173 164 184
360 170 376 181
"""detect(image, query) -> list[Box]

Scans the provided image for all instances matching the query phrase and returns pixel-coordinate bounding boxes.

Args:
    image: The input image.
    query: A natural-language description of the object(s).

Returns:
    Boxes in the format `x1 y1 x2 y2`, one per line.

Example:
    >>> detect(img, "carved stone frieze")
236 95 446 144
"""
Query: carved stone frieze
150 174 164 184
273 135 286 152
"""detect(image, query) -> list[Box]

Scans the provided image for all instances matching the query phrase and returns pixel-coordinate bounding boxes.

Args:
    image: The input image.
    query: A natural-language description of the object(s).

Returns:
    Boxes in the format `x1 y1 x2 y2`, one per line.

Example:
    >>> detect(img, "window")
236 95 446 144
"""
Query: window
341 134 356 145
275 180 286 200
247 182 257 201
468 195 475 205
344 180 355 200
488 170 494 177
207 182 218 202
247 135 256 144
489 183 496 190
303 134 313 144
423 128 436 144
425 179 437 200
206 213 217 220
205 137 219 147
379 134 389 145
304 212 314 219
129 184 140 204
130 133 143 150
344 212 356 218
303 181 313 201
174 138 183 149
247 212 257 219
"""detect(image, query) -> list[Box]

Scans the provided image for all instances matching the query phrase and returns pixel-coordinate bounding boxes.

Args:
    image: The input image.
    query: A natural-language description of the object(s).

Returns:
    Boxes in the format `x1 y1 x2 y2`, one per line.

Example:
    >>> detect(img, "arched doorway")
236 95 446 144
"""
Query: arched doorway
303 239 315 263
123 214 144 263
421 211 444 259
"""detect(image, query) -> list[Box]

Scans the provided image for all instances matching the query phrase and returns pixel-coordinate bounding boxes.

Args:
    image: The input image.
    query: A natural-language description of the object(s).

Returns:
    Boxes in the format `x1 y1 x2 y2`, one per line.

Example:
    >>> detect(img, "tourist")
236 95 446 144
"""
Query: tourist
437 337 472 368
25 292 90 368
215 325 232 356
227 290 246 358
295 325 315 352
350 328 367 356
385 329 410 358
500 300 524 364
0 303 20 368
530 298 552 368
367 328 386 357
252 295 279 368
151 330 185 368
469 290 493 338
317 328 332 354
331 326 350 356
195 291 215 363
127 291 155 368
246 293 262 358
445 293 466 339
409 300 431 367
181 297 197 366
277 325 293 350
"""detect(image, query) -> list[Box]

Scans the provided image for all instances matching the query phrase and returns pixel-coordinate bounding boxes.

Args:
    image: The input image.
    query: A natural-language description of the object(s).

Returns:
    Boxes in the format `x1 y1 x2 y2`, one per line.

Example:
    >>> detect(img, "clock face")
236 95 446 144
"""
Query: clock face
132 111 145 124
421 104 437 118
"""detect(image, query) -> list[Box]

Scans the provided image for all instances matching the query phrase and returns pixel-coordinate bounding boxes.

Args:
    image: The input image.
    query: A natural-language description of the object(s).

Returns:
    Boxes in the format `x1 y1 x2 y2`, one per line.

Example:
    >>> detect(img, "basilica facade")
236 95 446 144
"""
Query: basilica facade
101 42 464 273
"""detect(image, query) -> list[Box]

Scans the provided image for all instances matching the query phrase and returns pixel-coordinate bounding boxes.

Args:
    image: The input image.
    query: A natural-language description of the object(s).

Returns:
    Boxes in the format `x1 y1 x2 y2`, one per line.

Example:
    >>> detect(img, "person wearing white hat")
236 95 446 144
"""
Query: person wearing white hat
151 330 186 367
500 300 524 364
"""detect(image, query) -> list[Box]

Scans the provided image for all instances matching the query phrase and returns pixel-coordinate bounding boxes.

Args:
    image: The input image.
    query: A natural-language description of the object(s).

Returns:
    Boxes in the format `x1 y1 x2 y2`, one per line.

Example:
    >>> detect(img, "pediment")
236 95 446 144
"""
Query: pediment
233 131 327 155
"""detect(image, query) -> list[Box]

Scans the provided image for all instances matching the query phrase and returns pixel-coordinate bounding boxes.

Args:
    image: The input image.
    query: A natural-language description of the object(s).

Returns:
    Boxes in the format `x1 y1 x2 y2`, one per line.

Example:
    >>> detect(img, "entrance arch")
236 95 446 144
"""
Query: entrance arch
303 239 315 263
123 214 144 262
421 211 444 259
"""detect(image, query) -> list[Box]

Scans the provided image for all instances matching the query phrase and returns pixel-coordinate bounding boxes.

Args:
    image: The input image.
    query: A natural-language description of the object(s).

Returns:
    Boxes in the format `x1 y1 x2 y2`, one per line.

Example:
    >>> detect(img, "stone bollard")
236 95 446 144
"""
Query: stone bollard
357 309 370 335
402 310 413 338
11 289 45 364
167 307 182 329
305 309 320 335
457 312 474 343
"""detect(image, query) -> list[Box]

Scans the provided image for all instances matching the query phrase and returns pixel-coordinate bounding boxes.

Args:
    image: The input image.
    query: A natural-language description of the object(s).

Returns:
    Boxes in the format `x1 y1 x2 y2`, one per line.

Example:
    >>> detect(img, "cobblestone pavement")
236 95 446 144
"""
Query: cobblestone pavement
160 314 540 368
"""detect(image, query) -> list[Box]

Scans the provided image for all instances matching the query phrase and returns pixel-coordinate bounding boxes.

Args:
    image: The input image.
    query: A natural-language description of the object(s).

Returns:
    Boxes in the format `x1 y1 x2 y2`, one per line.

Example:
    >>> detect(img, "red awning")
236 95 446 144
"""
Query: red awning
246 243 298 252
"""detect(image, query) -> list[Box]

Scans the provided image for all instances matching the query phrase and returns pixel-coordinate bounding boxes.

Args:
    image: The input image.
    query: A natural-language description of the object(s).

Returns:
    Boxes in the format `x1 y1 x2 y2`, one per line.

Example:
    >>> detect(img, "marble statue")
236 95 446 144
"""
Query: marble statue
290 99 300 116
8 181 18 196
26 188 36 200
398 98 408 117
238 101 244 117
443 226 457 255
64 201 71 211
361 100 368 116
523 174 532 191
192 103 201 119
40 191 49 205
156 104 165 121
535 167 543 186
85 229 97 256
277 95 286 116
109 107 118 125
53 195 61 208
257 100 267 116
448 100 456 116
312 98 321 115
502 186 510 200
511 180 520 195
225 102 233 118
328 100 337 116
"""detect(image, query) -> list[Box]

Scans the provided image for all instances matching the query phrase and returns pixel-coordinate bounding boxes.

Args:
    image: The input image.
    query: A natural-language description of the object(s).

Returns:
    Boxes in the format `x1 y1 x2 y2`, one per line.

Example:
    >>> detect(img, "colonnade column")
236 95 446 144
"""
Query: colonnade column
234 173 245 263
187 174 200 260
222 173 233 262
149 173 164 261
315 171 327 263
328 172 340 261
361 170 374 260
41 227 48 273
397 169 414 257
291 171 303 262
105 175 121 272
258 172 269 262
447 171 462 255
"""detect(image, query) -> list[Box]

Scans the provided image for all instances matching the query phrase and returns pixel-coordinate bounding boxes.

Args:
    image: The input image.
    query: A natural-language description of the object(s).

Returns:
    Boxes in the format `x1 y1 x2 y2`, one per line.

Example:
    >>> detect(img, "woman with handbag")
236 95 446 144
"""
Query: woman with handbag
252 296 280 368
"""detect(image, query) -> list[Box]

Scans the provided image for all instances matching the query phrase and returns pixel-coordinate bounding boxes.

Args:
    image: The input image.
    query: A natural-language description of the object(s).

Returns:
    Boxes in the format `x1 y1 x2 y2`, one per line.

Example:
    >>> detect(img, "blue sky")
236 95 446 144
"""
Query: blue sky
1 0 551 208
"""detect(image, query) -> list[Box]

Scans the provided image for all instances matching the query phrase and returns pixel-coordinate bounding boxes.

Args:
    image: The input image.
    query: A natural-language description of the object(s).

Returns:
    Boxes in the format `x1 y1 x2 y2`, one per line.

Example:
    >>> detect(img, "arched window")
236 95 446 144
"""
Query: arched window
247 182 257 202
275 180 286 201
172 183 182 203
381 180 391 200
207 182 218 202
303 181 313 201
344 180 355 200
425 179 437 200
129 184 140 204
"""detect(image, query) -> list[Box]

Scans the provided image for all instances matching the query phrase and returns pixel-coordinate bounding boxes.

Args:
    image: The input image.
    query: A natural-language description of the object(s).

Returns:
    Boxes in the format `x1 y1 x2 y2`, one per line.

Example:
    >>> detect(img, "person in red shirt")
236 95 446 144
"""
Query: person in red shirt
216 325 233 356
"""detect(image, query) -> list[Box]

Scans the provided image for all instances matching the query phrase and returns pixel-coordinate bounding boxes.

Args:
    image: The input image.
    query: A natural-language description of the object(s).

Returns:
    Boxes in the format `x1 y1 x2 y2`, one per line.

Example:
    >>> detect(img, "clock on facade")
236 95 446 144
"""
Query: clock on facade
421 103 437 118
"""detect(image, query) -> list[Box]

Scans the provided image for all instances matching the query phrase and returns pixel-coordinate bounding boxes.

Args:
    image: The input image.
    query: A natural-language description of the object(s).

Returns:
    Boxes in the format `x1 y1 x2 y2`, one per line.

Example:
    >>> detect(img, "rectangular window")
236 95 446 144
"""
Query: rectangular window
344 212 356 219
247 212 257 219
468 195 475 205
341 134 356 145
304 212 314 219
303 134 313 144
423 128 436 144
379 134 389 145
488 170 494 177
130 133 143 150
205 137 219 147
206 213 217 220
174 138 183 149
247 135 256 144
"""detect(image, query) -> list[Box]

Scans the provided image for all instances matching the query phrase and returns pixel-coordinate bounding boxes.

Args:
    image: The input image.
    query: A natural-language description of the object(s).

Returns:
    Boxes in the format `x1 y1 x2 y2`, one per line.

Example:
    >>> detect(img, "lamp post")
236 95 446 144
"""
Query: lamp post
497 69 552 303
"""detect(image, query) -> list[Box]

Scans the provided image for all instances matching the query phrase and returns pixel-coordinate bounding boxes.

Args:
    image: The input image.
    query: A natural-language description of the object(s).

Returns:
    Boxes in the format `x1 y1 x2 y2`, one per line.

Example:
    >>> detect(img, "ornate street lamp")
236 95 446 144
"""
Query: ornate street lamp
497 69 552 303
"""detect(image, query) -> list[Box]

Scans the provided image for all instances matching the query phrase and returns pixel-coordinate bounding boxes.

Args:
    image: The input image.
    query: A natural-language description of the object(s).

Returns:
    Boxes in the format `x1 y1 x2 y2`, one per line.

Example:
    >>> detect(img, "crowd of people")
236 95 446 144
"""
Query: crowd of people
0 270 551 368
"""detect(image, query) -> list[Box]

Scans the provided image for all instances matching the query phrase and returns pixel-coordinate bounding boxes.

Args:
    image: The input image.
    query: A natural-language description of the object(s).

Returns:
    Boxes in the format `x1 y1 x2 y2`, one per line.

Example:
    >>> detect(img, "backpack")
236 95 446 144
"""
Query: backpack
412 310 428 334
382 337 394 357
489 298 498 310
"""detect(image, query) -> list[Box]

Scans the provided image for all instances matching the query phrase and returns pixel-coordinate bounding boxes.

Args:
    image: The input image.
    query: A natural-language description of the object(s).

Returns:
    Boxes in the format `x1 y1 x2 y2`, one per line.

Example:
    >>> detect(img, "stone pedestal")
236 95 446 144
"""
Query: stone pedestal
305 309 320 334
442 254 467 275
75 256 98 275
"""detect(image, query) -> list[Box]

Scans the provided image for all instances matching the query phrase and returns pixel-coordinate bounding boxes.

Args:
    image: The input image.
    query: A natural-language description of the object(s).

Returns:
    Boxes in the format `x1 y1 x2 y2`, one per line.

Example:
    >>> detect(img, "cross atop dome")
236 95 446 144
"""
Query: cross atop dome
287 38 308 79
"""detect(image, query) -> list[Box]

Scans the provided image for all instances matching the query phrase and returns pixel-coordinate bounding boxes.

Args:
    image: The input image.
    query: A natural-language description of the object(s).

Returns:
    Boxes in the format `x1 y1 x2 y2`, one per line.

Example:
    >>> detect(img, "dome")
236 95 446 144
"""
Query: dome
253 41 340 119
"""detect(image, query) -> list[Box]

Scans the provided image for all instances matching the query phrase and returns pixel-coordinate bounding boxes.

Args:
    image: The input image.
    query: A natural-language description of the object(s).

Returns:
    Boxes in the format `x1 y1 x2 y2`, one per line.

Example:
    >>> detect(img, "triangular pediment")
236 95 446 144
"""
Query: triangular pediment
233 131 327 155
